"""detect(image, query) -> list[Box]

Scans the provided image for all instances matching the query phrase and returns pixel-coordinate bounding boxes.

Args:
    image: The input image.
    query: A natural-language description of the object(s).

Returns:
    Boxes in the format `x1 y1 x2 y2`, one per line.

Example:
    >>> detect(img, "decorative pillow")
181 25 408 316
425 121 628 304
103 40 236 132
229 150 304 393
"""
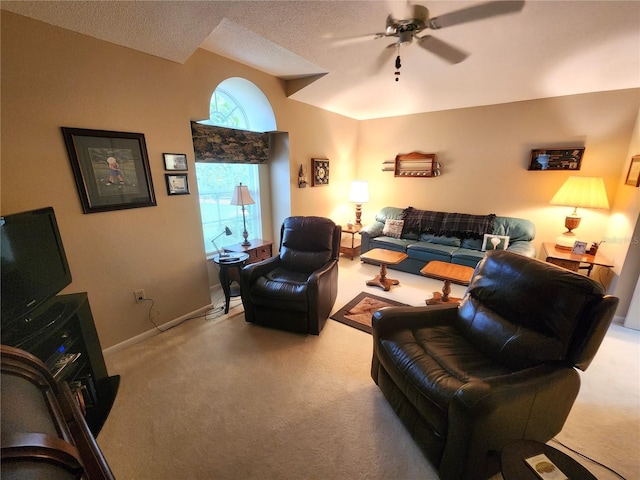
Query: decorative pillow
482 234 510 251
382 219 404 239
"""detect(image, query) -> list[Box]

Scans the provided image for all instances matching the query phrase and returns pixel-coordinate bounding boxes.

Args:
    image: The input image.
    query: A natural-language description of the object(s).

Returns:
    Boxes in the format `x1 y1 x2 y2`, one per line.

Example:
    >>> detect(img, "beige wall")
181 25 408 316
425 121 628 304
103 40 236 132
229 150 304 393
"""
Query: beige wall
2 13 638 350
357 91 640 309
1 12 358 348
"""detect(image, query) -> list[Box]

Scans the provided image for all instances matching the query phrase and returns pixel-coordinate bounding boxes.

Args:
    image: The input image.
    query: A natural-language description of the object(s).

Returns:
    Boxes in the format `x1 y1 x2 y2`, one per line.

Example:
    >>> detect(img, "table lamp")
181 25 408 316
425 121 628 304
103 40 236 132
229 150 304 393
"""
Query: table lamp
550 176 609 250
349 180 369 227
230 183 255 246
212 226 232 257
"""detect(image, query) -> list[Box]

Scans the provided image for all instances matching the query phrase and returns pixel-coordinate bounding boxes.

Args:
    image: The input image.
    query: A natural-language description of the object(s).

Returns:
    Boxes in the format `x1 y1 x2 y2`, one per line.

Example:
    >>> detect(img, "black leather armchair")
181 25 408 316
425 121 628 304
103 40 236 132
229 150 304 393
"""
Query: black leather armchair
371 250 618 480
241 216 341 335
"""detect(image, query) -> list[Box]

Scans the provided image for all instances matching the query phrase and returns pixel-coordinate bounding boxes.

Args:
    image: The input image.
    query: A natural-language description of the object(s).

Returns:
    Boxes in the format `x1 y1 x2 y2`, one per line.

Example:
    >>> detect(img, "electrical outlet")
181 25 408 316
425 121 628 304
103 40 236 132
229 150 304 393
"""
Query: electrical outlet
134 289 145 303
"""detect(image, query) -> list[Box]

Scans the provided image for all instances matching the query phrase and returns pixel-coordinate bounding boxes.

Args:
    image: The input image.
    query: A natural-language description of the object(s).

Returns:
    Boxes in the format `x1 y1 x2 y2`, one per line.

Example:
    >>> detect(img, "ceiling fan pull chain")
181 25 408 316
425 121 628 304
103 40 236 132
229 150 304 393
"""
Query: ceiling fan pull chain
395 45 401 82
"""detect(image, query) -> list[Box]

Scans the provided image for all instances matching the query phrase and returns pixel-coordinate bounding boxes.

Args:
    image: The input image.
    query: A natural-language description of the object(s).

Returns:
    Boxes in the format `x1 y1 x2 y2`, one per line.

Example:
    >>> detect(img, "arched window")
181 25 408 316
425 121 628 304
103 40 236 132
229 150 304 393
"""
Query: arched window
195 79 275 255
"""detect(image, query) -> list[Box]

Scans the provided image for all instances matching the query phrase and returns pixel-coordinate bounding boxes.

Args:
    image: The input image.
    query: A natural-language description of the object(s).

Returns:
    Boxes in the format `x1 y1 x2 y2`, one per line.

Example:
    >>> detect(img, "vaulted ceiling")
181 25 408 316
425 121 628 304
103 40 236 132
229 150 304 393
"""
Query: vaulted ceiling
2 1 639 120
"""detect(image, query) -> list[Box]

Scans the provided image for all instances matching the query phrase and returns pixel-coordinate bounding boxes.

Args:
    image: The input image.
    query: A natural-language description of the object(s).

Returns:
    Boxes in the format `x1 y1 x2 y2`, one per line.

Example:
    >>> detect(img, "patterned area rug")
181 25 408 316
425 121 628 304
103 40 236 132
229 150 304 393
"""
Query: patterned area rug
330 292 407 334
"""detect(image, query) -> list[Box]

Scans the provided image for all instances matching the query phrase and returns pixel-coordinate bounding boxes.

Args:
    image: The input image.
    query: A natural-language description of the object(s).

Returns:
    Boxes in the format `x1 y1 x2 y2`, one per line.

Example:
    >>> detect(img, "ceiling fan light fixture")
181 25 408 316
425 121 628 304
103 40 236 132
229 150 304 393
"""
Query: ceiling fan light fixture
398 31 413 46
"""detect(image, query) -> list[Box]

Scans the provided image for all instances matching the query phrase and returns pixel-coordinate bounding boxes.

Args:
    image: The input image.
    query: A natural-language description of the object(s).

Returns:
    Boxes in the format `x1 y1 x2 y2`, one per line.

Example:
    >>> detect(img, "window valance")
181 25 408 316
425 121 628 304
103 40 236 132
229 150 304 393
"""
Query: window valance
190 122 270 164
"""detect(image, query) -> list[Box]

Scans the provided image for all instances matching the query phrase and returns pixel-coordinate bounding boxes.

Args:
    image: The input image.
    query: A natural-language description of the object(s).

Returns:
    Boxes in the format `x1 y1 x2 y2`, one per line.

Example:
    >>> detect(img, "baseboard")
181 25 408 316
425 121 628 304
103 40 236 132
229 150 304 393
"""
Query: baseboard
103 303 214 357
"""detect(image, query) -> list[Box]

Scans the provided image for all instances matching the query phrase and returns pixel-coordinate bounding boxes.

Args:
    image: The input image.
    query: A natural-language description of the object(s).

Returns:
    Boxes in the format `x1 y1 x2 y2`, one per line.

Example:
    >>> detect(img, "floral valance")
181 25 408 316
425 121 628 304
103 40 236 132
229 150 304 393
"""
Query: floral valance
190 122 270 164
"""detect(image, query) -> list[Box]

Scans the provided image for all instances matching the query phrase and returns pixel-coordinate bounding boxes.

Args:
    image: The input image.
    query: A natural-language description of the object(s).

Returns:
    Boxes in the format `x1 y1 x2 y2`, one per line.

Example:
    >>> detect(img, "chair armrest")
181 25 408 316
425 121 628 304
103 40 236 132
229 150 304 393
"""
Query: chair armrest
372 304 459 339
307 259 338 283
241 255 281 285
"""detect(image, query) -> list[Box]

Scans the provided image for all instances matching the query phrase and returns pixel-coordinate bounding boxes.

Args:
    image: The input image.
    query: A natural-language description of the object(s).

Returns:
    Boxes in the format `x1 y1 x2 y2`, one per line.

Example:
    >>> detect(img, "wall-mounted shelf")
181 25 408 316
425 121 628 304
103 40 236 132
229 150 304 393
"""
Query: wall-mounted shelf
394 152 440 177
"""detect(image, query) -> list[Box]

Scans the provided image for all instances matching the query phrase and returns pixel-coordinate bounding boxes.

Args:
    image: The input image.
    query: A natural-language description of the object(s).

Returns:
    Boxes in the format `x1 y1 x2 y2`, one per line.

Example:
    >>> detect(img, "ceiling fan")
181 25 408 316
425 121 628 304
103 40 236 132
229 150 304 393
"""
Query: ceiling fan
362 1 525 79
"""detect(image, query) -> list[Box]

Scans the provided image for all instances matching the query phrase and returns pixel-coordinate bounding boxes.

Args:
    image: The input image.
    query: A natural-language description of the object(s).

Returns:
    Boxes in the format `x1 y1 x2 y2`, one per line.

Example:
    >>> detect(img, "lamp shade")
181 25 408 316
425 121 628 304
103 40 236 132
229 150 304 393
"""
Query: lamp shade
230 183 255 206
550 176 609 210
348 180 369 203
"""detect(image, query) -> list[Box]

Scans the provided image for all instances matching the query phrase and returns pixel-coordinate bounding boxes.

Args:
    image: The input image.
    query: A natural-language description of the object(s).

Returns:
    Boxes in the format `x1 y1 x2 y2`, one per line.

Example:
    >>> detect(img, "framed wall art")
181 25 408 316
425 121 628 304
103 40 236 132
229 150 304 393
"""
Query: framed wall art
528 148 585 171
165 174 189 195
163 153 188 171
311 158 329 186
61 127 156 214
625 155 640 187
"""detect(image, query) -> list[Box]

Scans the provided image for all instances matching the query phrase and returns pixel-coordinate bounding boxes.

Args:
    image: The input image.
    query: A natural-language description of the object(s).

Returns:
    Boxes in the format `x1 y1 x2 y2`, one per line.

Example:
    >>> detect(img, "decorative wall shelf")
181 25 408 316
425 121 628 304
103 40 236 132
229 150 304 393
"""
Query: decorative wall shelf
394 152 440 177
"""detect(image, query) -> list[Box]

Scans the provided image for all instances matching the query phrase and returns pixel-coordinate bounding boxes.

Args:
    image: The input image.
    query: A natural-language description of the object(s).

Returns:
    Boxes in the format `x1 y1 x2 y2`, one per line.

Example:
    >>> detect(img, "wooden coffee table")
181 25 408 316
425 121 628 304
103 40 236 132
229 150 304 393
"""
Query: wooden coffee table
360 248 408 291
420 260 474 305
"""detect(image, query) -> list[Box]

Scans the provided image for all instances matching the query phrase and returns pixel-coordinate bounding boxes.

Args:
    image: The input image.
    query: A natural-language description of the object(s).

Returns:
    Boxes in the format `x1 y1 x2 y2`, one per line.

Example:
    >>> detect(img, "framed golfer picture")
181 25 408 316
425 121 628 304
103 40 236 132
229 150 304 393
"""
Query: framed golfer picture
62 127 156 214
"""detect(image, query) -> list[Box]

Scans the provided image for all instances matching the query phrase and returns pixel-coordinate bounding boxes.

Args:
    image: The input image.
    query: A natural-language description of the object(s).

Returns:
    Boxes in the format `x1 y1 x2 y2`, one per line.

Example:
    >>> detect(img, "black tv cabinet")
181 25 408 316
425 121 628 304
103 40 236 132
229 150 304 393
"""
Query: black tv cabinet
2 292 119 436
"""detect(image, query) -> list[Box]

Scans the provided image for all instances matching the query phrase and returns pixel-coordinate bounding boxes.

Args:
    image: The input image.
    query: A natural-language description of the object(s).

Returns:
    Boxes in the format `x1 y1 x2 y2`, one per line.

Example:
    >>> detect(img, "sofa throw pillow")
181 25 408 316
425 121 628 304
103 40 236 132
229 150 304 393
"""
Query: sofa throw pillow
383 219 404 239
482 234 510 251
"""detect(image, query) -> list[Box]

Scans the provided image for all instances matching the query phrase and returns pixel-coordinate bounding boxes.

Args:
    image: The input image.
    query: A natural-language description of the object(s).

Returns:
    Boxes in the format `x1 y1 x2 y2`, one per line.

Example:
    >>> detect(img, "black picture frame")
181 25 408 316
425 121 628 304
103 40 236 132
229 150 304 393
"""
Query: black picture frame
165 174 189 195
311 158 329 186
528 148 585 171
163 153 188 171
62 127 156 214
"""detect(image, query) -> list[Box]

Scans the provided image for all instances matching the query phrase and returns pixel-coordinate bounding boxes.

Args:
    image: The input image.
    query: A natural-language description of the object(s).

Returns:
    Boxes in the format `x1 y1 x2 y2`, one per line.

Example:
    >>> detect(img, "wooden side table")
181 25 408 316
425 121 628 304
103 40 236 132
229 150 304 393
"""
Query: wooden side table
214 252 249 313
540 242 613 277
340 225 362 260
420 261 474 305
360 248 408 291
223 239 273 265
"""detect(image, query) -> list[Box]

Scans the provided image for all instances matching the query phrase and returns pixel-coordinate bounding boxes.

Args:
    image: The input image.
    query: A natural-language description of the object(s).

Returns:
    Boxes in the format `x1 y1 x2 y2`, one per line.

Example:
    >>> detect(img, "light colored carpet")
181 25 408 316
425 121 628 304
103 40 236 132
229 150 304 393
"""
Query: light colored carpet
98 258 640 480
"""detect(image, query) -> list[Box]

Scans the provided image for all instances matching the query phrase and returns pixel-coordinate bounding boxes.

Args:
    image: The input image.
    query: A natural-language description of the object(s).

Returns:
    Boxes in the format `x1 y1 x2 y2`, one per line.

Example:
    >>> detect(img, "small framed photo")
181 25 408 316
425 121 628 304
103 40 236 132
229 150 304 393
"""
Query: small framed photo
61 127 156 214
163 153 188 171
528 148 584 171
482 234 510 251
625 155 640 187
572 241 587 255
311 158 329 186
165 174 189 195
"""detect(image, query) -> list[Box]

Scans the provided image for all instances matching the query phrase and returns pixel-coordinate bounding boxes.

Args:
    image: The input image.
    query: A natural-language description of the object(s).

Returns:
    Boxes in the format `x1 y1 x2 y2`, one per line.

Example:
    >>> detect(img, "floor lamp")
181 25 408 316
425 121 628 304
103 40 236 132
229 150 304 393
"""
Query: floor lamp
231 183 255 246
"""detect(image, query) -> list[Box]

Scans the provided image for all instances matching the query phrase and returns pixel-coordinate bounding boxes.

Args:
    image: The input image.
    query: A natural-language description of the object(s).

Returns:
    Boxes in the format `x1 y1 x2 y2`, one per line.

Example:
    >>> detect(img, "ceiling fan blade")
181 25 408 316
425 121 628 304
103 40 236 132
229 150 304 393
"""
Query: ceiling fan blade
417 35 468 64
410 4 429 22
428 0 524 29
373 45 396 73
331 33 385 47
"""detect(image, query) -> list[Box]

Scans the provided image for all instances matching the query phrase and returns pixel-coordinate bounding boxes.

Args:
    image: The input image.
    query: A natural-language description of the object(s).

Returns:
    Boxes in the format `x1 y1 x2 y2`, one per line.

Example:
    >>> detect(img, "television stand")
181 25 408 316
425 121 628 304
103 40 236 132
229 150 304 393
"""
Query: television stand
2 292 119 436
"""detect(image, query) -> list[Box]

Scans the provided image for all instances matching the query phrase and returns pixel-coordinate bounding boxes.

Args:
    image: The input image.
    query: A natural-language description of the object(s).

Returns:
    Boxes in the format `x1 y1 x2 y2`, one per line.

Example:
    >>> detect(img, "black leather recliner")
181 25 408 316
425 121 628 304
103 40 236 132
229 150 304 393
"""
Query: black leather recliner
371 250 619 480
240 216 341 335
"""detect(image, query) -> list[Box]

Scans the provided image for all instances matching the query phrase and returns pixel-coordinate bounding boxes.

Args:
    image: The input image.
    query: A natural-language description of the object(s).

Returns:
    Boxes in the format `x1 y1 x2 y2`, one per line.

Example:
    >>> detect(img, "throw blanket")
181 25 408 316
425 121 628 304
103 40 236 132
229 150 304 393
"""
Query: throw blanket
402 207 495 239
401 207 444 234
439 212 496 239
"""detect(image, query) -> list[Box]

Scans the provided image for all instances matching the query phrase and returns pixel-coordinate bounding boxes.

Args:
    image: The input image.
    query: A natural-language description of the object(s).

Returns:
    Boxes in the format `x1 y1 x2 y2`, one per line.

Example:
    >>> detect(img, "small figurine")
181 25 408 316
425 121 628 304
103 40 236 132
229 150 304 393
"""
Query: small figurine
588 241 604 255
298 164 308 188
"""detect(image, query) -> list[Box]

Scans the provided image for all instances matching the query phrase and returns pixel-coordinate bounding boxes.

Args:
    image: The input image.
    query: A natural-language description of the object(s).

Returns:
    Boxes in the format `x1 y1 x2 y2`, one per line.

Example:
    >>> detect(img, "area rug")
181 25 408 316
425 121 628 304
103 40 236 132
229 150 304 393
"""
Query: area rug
331 291 408 334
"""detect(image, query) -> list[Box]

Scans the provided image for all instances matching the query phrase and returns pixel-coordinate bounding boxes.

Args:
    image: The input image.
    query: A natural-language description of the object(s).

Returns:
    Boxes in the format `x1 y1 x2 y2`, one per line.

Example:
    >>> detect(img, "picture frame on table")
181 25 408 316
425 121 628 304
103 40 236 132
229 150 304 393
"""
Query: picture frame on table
165 174 189 195
311 158 329 186
625 155 640 187
528 148 584 171
61 127 156 214
163 153 188 171
572 241 588 255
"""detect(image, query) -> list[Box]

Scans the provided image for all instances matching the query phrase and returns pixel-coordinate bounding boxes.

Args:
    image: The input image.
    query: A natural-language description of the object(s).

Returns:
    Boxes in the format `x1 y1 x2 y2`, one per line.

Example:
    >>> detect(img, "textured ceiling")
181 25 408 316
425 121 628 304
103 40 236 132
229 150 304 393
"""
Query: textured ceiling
2 1 639 120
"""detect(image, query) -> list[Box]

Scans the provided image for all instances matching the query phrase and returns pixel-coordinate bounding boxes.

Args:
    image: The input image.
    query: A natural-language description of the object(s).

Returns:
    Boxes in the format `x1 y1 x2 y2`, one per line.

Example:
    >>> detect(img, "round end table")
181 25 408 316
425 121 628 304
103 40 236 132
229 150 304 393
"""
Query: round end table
214 252 249 313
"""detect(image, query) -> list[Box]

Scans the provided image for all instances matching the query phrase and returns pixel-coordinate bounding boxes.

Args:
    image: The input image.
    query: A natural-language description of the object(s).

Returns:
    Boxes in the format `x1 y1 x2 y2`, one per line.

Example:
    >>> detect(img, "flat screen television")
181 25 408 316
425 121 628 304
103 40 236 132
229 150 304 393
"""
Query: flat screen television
1 207 72 328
